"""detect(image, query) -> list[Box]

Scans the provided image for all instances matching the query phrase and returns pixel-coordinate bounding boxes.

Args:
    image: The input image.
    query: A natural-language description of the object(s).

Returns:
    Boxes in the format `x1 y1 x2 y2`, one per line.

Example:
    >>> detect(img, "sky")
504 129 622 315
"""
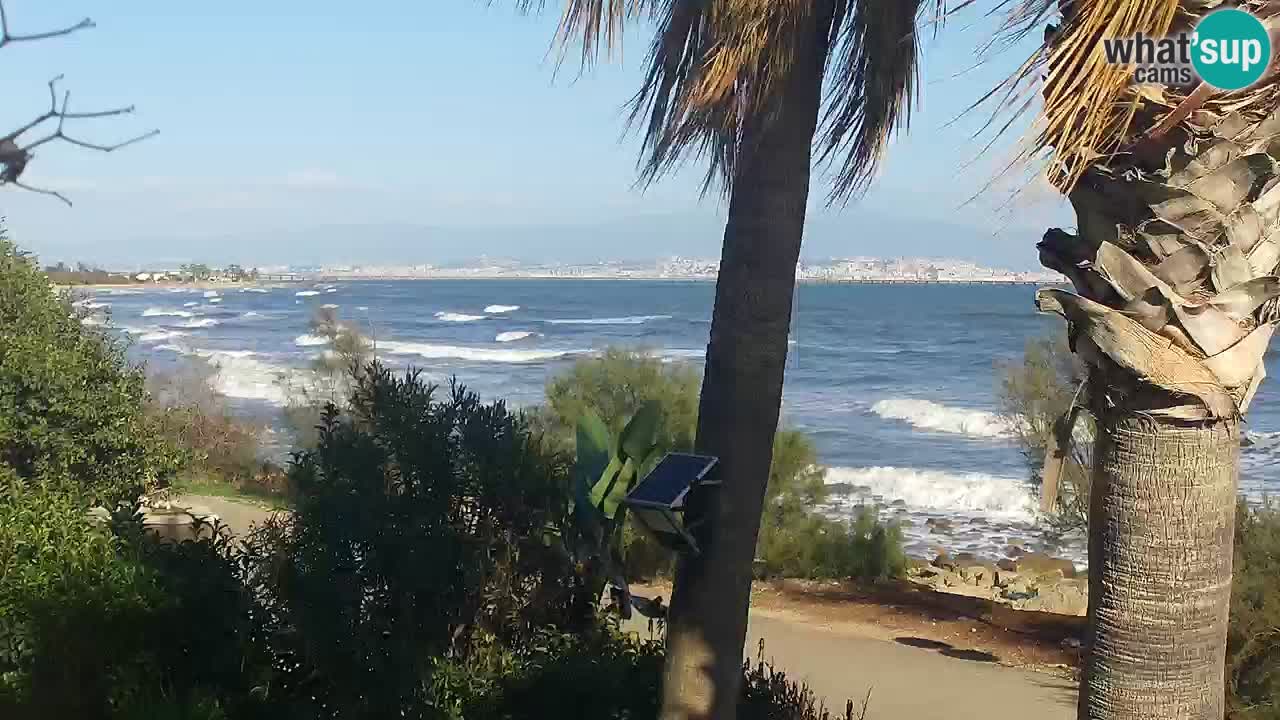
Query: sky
0 1 1072 269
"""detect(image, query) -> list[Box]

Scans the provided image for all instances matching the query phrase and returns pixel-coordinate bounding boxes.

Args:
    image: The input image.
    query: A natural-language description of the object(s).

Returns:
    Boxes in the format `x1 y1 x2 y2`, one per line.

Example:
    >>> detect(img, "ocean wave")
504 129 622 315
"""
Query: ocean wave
142 308 194 318
295 334 330 347
179 318 220 329
871 398 1015 439
826 466 1037 521
184 301 199 308
546 314 672 325
435 312 485 323
203 290 219 298
241 287 269 293
381 340 574 363
241 311 262 319
81 315 105 326
495 331 536 343
139 329 188 343
326 288 338 293
321 303 339 309
659 348 704 361
485 304 520 314
209 297 223 304
296 290 320 297
188 349 292 405
75 300 109 310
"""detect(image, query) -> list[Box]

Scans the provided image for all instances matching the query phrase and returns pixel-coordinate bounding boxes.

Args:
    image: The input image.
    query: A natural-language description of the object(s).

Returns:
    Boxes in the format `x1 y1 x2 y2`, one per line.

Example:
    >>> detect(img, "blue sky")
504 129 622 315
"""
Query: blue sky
0 1 1071 268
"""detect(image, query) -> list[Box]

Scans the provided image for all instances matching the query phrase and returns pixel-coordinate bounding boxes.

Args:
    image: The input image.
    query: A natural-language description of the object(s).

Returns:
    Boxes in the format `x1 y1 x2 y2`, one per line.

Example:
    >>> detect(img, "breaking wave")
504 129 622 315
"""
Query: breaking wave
187 349 292 405
546 314 671 325
296 290 320 297
435 312 485 323
203 290 219 298
380 340 574 363
179 318 220 329
139 329 188 343
295 334 330 347
321 303 339 309
826 466 1037 521
183 301 200 308
485 304 520 314
241 287 269 293
142 308 194 318
871 398 1015 439
495 331 536 342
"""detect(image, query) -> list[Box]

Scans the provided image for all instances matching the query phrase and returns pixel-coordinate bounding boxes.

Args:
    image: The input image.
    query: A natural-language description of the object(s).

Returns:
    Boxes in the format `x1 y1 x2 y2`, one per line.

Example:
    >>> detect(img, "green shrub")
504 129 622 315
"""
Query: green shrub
0 237 181 507
244 367 591 718
1228 501 1280 719
278 306 374 448
758 507 906 582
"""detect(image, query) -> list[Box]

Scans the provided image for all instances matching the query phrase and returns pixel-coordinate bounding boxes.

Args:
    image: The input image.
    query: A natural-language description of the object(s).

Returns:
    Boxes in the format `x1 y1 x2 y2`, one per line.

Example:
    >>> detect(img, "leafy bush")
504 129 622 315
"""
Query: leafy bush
1228 501 1280 719
998 335 1092 529
244 366 591 718
757 507 906 582
146 362 274 489
278 306 374 447
0 237 181 508
538 349 897 582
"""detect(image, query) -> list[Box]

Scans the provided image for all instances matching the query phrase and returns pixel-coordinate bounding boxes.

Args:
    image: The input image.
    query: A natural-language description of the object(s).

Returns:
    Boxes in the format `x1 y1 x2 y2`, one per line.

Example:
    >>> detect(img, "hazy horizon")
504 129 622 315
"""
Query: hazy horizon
0 1 1071 271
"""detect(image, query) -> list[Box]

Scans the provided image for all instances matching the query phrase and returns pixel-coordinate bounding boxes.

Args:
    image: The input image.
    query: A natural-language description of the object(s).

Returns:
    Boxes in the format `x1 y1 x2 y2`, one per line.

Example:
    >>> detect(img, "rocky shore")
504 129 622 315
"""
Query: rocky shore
906 547 1087 617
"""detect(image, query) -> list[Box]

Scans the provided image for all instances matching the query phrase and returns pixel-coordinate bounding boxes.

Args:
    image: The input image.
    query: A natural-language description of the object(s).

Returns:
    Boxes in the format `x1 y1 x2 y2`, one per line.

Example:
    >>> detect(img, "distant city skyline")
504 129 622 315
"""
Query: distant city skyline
0 1 1071 268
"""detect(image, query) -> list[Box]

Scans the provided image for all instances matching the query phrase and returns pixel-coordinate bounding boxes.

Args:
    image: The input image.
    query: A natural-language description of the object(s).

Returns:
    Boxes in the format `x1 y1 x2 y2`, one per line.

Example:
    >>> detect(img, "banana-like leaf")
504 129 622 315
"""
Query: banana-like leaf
619 400 661 462
596 457 635 520
1214 245 1256 291
1036 289 1235 417
573 410 613 521
589 455 624 513
1204 322 1277 388
1208 276 1280 321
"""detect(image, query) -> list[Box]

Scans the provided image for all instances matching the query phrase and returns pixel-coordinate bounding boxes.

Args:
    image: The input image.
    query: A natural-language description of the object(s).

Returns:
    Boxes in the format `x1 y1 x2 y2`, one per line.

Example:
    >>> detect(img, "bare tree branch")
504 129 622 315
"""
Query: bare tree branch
0 1 94 49
10 180 72 207
0 3 156 206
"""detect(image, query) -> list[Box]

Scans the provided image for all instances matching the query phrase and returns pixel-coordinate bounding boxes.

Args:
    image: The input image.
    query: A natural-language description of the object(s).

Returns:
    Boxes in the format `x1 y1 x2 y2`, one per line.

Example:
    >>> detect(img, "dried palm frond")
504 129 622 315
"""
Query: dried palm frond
533 0 946 199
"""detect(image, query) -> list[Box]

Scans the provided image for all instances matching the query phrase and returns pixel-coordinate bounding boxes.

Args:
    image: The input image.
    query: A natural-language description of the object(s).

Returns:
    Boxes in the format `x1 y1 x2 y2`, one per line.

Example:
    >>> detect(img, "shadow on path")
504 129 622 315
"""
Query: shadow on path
894 636 999 664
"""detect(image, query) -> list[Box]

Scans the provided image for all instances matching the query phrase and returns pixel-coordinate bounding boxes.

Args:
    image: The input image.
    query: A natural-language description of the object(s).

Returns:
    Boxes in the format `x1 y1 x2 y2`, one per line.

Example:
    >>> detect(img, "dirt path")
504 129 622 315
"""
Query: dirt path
181 494 1078 719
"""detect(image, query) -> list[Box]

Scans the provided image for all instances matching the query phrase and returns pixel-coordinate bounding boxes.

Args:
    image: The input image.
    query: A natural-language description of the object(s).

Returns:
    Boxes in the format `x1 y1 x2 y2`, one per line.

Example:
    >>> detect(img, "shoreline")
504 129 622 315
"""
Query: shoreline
60 276 1056 288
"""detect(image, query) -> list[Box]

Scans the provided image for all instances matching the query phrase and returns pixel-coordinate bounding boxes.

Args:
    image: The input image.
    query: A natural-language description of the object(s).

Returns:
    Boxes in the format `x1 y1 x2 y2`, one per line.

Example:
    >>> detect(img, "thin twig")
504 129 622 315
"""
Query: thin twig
9 180 71 206
0 1 94 49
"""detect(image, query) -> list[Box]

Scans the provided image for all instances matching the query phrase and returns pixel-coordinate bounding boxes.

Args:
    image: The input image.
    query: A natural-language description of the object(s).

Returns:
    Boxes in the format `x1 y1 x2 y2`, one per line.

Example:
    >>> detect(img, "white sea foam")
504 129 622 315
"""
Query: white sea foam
203 290 219 298
241 311 262 319
659 348 704 361
209 297 223 304
296 290 320 297
381 340 574 363
485 304 520 314
495 331 536 343
179 318 220 329
242 288 269 293
139 329 188 343
435 311 485 323
81 315 105 326
154 343 185 353
295 334 330 347
546 314 671 325
75 300 109 310
184 301 199 307
142 308 194 318
871 398 1015 439
321 303 339 309
357 306 368 311
187 349 292 405
826 466 1037 521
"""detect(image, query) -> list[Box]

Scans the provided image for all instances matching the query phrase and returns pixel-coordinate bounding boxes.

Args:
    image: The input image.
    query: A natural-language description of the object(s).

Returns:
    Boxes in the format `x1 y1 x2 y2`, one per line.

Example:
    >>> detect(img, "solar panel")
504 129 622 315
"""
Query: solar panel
625 453 718 509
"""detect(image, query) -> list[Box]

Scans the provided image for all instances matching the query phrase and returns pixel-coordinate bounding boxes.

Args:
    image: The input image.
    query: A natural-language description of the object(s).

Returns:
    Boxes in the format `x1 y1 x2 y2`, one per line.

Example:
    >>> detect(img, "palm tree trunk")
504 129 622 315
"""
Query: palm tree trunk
659 10 831 720
1079 400 1239 720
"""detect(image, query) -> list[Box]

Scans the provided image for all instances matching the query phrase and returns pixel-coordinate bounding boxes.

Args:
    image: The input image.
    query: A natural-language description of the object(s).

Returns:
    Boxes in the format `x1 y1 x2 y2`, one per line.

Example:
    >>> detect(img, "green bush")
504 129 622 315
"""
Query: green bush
0 237 181 508
244 367 591 718
1228 501 1280 719
538 349 898 582
278 306 374 448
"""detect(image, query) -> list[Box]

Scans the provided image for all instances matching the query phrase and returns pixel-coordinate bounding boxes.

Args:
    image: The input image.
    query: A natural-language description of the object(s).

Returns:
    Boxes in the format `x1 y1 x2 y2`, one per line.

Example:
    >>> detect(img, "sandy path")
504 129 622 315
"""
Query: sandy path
182 494 1078 719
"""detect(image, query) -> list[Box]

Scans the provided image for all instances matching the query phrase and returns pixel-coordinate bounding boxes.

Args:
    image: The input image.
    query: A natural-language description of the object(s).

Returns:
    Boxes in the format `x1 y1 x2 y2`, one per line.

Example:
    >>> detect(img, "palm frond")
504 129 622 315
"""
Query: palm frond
819 0 936 200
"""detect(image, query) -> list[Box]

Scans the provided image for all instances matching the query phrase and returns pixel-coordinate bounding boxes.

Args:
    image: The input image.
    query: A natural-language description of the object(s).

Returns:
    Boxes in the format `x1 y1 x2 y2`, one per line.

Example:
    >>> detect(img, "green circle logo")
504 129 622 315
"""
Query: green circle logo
1192 9 1271 90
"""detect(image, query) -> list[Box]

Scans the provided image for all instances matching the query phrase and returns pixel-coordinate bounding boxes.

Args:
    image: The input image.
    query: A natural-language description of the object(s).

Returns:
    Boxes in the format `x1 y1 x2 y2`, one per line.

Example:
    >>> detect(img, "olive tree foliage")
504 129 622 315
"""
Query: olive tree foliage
0 233 181 508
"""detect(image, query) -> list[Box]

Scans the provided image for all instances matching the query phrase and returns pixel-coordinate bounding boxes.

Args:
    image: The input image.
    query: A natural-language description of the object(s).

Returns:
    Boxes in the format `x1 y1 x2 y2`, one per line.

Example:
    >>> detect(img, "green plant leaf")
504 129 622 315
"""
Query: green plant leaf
618 401 660 462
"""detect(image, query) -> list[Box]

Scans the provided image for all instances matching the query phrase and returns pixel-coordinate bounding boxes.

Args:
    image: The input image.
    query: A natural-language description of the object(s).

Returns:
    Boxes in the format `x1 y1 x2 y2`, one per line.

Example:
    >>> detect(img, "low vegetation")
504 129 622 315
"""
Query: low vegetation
537 348 904 583
1 237 874 719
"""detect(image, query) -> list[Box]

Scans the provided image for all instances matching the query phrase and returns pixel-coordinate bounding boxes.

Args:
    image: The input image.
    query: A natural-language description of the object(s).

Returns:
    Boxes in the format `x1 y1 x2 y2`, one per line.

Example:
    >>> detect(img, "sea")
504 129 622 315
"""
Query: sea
77 280 1280 566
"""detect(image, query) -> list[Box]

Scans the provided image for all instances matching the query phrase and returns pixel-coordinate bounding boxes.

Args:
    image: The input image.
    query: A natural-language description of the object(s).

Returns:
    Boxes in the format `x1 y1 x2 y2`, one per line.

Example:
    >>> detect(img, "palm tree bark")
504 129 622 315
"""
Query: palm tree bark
659 9 832 720
1079 397 1238 720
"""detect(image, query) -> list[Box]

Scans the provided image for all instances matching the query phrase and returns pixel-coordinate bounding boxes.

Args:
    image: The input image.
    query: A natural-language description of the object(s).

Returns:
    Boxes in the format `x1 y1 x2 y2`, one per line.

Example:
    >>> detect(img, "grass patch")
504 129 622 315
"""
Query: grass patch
172 476 291 511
